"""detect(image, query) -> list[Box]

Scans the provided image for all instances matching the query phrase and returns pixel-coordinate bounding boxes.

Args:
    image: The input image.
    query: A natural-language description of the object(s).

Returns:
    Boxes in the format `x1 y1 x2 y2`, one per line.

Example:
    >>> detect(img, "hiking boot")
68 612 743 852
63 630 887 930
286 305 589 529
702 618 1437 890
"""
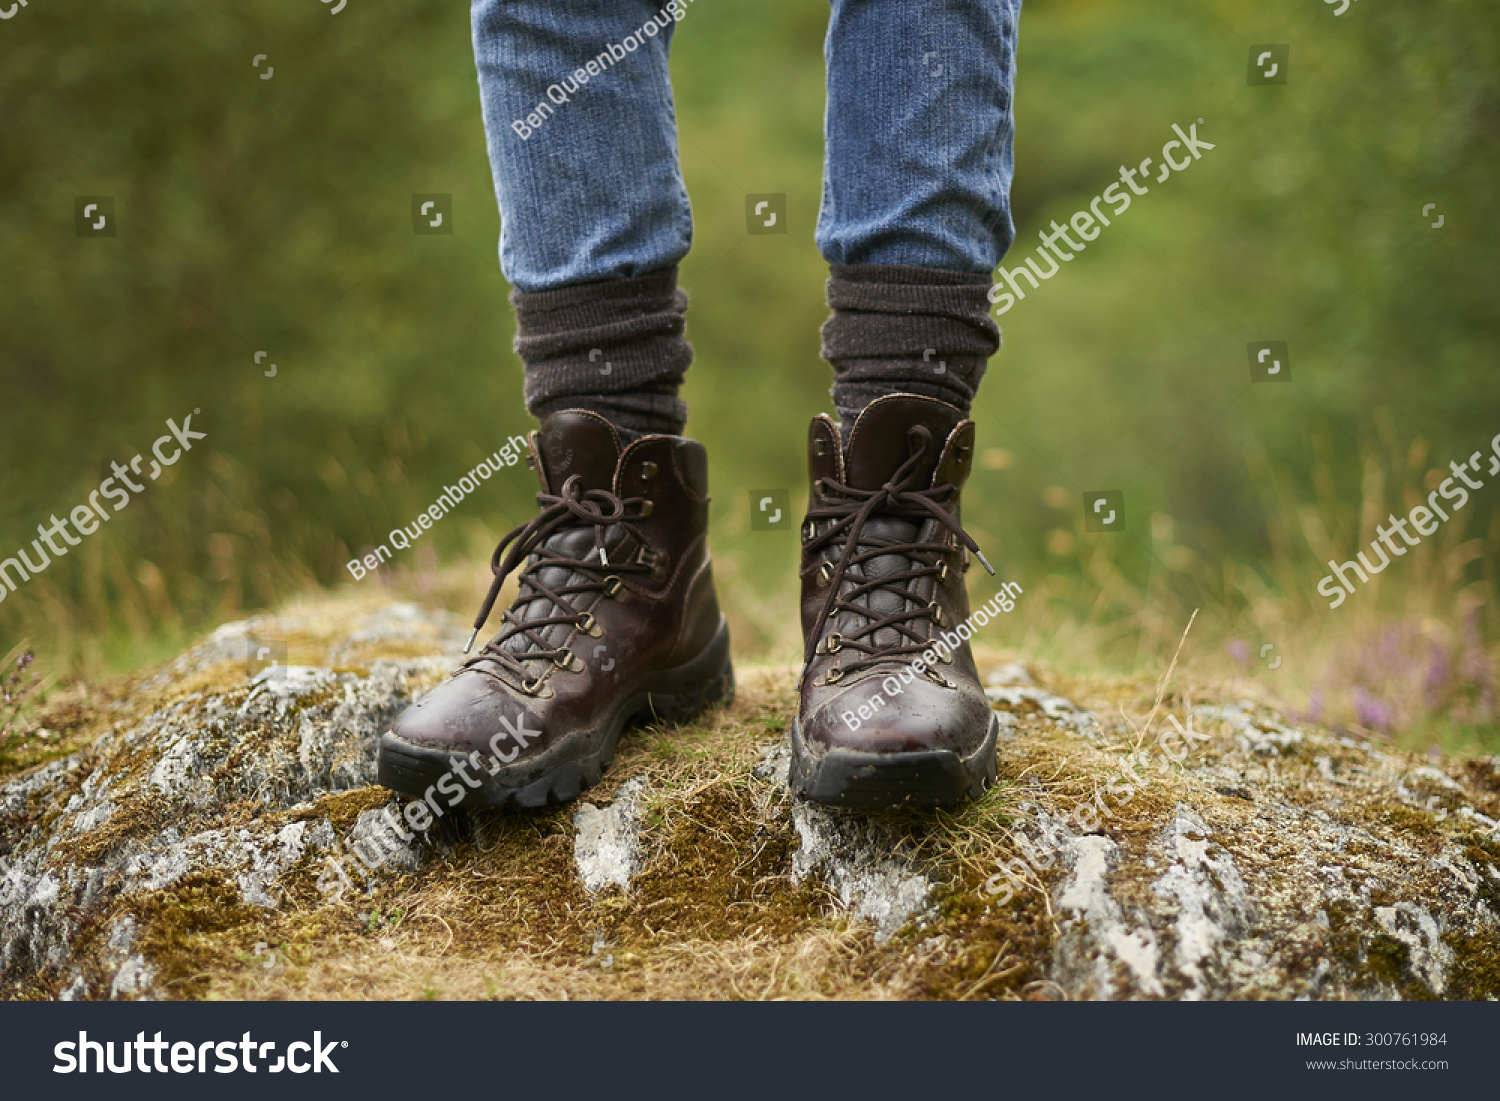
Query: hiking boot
377 410 733 809
790 394 1000 809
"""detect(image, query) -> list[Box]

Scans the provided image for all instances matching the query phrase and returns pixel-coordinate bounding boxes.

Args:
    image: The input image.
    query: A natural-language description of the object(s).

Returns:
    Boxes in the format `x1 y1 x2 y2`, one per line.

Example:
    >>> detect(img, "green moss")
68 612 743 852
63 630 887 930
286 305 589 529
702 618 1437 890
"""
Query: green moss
1444 931 1500 1000
610 785 821 945
1378 806 1441 837
906 863 1053 1000
289 788 398 830
127 871 265 999
48 798 179 867
1366 934 1433 999
1323 901 1439 1000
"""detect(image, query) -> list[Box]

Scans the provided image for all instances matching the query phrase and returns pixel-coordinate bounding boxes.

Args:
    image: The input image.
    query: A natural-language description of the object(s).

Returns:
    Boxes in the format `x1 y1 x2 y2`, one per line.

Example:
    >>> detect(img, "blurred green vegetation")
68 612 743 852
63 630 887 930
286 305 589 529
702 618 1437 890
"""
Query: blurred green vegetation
1 0 1498 744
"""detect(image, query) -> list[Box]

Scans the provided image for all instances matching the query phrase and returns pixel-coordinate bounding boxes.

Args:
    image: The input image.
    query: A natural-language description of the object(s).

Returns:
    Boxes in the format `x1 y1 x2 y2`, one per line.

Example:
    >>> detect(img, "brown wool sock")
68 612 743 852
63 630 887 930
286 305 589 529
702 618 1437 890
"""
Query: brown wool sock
512 266 691 438
821 263 1000 438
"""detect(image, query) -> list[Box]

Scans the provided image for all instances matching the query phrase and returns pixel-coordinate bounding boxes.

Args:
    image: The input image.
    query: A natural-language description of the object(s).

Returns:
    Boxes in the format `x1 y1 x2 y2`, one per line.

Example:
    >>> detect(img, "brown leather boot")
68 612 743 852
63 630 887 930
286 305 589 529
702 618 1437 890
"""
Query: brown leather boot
790 394 999 809
378 411 733 809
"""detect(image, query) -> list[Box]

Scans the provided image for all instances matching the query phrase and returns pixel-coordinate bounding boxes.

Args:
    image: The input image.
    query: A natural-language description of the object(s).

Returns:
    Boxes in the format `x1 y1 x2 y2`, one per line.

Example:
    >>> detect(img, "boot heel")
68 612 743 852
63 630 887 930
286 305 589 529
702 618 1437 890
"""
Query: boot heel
638 654 735 726
633 620 735 726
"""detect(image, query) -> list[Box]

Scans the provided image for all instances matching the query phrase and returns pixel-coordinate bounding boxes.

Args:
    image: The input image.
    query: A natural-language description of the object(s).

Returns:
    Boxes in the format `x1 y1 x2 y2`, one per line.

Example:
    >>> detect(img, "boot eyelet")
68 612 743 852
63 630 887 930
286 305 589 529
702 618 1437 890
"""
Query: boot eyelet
521 675 550 696
937 561 949 583
817 561 834 586
603 576 624 599
821 665 844 685
553 647 576 671
641 461 658 479
635 546 668 581
637 499 655 518
813 438 827 457
576 611 603 637
802 519 817 543
820 632 842 654
928 602 947 627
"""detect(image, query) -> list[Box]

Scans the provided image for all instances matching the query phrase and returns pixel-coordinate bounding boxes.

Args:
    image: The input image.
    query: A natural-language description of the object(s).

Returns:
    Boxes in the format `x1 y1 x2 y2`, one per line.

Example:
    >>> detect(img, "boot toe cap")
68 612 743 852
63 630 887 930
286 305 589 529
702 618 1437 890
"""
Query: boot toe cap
389 670 539 756
801 674 993 758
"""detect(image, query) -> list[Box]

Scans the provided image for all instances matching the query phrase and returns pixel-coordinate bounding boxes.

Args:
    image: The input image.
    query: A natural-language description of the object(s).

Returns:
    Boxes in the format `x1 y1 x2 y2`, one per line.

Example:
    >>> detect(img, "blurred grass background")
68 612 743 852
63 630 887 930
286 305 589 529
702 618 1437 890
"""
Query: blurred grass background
1 0 1497 750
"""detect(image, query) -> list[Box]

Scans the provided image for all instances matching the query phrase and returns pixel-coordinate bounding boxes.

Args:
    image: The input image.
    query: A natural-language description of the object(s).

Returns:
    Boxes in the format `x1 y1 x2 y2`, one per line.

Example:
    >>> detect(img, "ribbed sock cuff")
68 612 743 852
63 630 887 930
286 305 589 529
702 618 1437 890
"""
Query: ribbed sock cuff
512 266 691 436
821 263 1000 432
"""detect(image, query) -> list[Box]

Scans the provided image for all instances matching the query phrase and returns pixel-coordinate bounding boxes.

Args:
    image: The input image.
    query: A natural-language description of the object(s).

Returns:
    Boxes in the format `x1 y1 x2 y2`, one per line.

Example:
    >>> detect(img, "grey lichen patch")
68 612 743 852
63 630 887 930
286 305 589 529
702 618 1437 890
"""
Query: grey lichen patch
0 606 437 999
347 807 423 878
790 805 933 944
325 602 469 667
987 686 1103 739
946 674 1500 1001
1373 902 1452 996
1149 809 1256 1000
103 917 155 1001
783 767 934 942
573 777 651 895
1195 703 1304 757
1053 829 1165 999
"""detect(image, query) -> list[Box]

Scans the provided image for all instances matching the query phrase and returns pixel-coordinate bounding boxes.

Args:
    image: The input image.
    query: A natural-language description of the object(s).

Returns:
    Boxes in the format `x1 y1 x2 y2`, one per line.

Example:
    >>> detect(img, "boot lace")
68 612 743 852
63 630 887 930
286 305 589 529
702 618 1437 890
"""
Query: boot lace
800 426 993 685
462 474 656 689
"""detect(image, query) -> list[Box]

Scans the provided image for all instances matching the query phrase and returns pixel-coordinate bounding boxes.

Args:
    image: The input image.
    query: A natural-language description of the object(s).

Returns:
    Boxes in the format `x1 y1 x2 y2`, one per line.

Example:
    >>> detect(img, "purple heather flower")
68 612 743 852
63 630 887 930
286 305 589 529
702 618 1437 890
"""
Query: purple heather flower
1352 686 1393 732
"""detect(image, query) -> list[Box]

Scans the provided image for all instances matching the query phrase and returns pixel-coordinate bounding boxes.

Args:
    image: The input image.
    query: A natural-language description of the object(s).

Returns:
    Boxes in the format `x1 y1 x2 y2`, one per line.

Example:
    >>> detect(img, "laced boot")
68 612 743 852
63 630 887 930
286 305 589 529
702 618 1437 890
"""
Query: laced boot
791 394 999 809
378 410 733 809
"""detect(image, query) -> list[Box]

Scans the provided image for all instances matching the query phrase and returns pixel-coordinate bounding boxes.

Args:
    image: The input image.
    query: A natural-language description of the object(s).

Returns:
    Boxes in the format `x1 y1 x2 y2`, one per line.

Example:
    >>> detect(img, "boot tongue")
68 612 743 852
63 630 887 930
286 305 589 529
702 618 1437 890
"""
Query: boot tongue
838 396 964 659
492 410 625 668
535 410 626 494
844 395 964 491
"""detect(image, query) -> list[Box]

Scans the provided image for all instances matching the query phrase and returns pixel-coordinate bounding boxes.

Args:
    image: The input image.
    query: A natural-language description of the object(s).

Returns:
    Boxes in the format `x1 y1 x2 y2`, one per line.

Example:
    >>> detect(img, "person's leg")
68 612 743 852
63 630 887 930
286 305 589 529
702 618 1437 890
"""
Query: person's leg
816 0 1019 429
472 0 696 436
380 1 732 811
792 0 1021 809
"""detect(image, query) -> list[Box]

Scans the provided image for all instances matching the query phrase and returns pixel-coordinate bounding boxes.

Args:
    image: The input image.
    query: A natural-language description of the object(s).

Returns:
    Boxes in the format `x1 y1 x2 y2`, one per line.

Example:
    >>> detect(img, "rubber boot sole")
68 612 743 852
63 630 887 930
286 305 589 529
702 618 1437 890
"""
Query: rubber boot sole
376 620 734 810
787 711 999 810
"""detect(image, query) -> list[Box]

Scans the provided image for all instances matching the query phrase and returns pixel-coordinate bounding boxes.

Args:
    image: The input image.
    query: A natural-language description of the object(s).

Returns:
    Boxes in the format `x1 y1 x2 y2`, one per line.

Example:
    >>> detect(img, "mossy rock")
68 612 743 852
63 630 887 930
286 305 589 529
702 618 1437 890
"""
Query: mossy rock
2 599 1497 1000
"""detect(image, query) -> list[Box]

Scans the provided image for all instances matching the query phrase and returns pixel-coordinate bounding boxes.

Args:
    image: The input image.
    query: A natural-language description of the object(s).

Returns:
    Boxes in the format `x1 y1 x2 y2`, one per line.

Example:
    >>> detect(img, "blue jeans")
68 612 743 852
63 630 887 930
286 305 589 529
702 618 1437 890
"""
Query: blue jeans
472 0 1020 292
